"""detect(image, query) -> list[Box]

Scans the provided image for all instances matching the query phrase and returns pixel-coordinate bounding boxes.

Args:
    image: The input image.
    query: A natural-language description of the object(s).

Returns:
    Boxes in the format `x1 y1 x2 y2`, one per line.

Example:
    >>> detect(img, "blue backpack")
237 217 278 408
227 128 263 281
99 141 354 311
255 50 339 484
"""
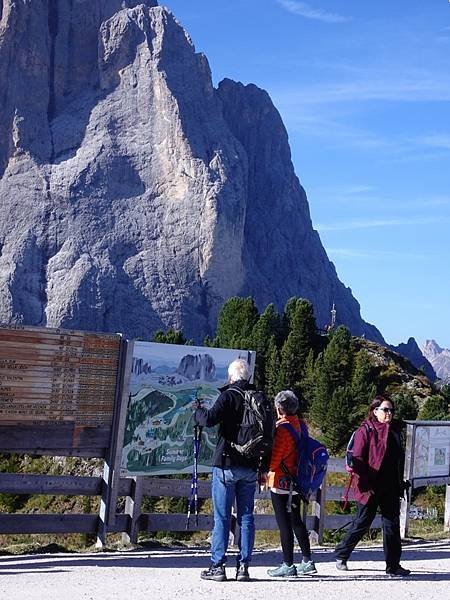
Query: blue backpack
280 422 329 501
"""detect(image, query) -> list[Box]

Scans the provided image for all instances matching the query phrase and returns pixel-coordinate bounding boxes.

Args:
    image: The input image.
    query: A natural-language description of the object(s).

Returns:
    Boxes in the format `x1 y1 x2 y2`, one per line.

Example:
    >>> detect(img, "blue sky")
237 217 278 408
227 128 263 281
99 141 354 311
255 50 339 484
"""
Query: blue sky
160 0 450 350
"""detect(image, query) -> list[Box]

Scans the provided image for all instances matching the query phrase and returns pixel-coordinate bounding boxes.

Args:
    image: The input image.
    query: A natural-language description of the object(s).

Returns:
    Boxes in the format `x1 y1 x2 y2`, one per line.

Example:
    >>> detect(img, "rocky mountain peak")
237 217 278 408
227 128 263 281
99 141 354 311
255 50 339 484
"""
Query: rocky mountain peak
422 339 443 357
422 340 450 382
392 337 436 382
0 0 384 344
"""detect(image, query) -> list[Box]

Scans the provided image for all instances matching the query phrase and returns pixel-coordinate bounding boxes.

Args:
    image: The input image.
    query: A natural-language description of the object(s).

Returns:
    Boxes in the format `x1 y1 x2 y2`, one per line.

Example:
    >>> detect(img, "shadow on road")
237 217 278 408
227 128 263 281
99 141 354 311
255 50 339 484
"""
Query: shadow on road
0 540 448 581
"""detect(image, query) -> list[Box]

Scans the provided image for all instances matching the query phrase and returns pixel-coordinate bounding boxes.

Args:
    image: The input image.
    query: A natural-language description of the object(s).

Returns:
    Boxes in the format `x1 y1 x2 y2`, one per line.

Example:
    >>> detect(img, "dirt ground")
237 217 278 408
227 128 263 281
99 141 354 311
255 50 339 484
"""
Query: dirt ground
0 539 448 600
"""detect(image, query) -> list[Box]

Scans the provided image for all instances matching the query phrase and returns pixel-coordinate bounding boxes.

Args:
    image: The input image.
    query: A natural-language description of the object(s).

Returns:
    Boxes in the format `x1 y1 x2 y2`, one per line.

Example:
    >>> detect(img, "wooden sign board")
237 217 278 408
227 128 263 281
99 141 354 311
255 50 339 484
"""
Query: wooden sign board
0 324 122 456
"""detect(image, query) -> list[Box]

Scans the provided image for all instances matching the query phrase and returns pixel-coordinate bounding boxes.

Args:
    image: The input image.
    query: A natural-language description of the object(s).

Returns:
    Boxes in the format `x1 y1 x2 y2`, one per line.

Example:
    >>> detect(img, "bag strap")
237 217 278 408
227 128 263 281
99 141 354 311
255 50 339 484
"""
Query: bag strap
280 421 307 454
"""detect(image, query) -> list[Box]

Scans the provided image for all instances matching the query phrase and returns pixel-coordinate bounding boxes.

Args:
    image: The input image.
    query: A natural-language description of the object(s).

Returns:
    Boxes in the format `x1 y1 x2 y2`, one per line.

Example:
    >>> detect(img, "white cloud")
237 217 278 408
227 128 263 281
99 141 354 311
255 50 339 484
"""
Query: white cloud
415 134 450 149
276 0 350 24
326 248 429 261
276 77 450 105
316 216 448 231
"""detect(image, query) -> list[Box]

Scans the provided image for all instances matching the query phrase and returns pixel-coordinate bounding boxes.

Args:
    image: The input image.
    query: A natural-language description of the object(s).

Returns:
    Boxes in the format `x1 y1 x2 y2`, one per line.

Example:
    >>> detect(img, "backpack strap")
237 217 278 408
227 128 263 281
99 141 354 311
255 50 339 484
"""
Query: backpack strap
280 421 307 454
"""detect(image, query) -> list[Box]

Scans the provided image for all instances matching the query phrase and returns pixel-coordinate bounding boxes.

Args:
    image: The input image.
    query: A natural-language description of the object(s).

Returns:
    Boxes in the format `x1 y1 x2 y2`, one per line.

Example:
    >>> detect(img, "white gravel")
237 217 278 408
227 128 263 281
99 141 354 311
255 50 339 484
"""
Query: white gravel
0 540 448 600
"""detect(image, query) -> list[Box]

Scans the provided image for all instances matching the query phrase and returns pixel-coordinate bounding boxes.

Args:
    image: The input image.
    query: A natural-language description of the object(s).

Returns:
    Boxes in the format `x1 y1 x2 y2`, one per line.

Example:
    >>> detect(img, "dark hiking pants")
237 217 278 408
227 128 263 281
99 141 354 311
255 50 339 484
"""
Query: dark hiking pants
335 491 401 569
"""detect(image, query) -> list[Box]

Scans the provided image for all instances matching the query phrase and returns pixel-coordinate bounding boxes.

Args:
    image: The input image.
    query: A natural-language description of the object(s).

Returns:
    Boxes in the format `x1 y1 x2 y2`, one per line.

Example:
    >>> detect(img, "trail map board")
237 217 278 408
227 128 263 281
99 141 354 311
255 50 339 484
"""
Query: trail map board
0 324 122 455
120 341 254 476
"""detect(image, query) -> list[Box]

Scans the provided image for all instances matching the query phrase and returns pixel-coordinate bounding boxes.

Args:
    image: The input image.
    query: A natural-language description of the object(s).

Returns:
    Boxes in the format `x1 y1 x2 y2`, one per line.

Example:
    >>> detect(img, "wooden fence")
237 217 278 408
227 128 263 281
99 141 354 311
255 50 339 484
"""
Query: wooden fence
0 455 380 545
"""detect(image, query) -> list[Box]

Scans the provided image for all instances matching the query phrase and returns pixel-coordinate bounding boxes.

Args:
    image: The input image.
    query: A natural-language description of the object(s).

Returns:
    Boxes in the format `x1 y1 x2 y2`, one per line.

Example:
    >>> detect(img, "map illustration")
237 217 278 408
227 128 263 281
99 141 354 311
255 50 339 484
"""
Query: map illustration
412 425 450 479
120 341 254 476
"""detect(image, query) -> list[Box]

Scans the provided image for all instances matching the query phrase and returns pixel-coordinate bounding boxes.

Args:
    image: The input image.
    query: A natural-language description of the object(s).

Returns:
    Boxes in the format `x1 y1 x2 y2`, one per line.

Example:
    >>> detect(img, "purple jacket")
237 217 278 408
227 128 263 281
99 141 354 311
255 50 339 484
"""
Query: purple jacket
351 417 404 504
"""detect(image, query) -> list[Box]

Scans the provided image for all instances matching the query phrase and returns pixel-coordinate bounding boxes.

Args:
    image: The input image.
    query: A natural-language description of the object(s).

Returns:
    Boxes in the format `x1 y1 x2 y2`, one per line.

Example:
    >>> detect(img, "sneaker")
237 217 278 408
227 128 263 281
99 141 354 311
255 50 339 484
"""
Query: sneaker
335 559 348 571
386 565 411 577
200 564 227 582
267 562 297 578
296 560 317 575
236 563 250 582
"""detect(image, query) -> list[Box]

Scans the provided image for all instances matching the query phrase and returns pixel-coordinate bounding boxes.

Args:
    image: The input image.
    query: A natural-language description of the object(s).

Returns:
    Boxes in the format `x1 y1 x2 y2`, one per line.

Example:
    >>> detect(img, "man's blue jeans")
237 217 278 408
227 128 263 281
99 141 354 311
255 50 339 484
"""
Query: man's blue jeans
211 465 257 566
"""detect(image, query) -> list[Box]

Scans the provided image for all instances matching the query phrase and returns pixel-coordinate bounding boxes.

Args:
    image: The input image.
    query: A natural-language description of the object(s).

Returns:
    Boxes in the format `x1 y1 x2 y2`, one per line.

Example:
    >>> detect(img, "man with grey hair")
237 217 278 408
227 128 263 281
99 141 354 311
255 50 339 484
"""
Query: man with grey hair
194 358 259 582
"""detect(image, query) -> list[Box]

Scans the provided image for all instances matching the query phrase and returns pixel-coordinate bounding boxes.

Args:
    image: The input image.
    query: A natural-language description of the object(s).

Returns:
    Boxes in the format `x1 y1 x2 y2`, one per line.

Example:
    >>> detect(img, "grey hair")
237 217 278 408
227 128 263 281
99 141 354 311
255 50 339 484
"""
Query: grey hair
228 358 250 383
274 390 299 416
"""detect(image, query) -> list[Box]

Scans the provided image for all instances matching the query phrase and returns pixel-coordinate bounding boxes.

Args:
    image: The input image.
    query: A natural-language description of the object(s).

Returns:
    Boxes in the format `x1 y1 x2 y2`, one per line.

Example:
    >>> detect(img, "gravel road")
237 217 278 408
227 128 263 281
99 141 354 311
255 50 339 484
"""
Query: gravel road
0 539 448 600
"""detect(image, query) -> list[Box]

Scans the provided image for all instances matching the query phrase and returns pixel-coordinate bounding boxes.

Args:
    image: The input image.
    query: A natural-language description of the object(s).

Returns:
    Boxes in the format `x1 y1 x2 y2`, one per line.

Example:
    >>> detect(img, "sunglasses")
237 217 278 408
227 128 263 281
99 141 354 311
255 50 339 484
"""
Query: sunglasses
377 407 395 414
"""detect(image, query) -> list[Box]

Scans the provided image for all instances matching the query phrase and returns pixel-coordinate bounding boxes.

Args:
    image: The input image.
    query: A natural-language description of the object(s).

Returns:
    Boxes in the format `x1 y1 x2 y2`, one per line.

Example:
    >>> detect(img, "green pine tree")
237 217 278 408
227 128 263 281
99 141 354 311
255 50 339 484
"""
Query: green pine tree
309 352 329 426
278 298 318 401
264 335 281 401
153 329 186 345
350 349 377 427
251 303 281 389
323 385 353 454
214 297 259 349
391 389 418 420
418 394 449 420
309 326 353 445
300 348 316 414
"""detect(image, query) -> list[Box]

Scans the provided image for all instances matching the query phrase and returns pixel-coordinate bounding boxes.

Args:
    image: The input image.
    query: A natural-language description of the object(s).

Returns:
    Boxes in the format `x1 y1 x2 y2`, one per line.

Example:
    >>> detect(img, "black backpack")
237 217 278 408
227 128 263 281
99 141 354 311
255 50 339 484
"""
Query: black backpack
229 388 275 460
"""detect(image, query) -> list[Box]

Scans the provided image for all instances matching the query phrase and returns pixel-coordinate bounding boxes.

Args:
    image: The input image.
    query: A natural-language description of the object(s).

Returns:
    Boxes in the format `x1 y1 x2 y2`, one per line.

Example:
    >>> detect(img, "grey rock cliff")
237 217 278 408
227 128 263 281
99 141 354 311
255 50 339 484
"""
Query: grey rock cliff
0 0 384 343
422 340 450 383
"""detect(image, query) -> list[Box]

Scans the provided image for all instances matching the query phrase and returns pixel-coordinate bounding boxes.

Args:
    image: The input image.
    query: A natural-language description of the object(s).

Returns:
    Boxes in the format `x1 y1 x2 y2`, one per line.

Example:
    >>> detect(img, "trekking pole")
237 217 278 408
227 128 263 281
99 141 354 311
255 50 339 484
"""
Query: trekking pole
186 393 202 529
193 421 203 526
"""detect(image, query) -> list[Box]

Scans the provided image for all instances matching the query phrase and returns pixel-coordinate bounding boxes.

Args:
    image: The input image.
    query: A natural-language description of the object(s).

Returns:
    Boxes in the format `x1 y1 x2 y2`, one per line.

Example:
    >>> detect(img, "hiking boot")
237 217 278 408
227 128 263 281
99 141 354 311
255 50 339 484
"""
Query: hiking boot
386 565 411 577
296 560 317 575
267 562 297 578
335 559 348 571
200 563 227 582
236 563 250 582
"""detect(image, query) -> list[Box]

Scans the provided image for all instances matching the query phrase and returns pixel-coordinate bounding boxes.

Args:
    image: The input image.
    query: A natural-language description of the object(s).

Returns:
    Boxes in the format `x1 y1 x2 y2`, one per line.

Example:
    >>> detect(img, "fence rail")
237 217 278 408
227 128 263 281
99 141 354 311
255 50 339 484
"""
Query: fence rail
0 465 379 543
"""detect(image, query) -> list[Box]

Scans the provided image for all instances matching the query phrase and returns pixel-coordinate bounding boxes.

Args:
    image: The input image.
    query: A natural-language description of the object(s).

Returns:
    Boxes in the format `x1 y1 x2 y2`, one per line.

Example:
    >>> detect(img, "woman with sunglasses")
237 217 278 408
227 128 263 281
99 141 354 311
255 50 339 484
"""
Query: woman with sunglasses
334 395 411 576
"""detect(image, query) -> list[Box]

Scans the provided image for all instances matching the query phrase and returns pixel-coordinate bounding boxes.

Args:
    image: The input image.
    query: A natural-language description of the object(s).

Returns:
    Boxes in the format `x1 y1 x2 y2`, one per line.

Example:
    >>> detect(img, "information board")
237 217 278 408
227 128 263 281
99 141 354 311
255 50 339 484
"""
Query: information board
0 325 121 427
412 424 450 481
120 342 254 476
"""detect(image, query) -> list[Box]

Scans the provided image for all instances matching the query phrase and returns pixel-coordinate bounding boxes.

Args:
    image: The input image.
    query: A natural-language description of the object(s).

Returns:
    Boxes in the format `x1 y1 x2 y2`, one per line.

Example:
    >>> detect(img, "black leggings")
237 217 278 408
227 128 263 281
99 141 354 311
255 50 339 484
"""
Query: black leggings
271 491 311 565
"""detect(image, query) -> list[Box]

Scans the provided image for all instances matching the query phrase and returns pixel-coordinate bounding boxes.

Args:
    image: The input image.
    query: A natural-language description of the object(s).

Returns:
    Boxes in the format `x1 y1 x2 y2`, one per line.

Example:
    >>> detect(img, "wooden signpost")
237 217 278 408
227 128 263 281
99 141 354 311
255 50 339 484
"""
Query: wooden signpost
0 324 121 456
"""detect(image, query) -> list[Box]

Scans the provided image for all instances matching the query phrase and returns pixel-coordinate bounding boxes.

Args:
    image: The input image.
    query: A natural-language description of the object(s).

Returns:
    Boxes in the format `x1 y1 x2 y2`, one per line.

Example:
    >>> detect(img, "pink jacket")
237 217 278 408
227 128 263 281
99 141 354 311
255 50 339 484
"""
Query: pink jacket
351 417 404 504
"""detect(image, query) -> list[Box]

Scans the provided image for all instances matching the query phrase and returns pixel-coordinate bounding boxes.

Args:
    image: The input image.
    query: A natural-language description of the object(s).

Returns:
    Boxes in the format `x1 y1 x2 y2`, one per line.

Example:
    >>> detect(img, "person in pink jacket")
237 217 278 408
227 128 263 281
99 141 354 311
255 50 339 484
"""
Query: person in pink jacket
335 395 411 577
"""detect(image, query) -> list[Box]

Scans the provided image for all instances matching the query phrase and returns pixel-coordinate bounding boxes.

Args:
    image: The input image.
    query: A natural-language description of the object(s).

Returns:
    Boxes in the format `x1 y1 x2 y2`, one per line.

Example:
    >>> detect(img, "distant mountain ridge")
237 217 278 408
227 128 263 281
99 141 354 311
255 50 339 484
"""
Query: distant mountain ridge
391 338 436 382
422 340 450 383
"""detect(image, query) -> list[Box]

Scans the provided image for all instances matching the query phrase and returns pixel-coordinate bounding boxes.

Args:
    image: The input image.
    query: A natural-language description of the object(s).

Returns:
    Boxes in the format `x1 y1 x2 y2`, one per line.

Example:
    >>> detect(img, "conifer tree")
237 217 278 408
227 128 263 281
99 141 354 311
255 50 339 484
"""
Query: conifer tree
153 329 186 344
309 352 328 426
251 303 281 389
214 297 259 349
264 335 281 401
309 326 353 444
300 348 316 413
418 394 449 420
350 349 377 427
278 298 318 400
278 332 303 399
391 389 418 420
324 326 353 388
323 385 353 453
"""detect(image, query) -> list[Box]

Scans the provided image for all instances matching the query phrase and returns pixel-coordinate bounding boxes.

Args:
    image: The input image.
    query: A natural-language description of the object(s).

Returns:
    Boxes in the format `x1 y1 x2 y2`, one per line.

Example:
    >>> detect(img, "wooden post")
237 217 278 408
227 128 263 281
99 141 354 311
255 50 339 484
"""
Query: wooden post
444 484 450 532
315 473 327 544
96 339 135 547
122 476 144 544
400 423 415 539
